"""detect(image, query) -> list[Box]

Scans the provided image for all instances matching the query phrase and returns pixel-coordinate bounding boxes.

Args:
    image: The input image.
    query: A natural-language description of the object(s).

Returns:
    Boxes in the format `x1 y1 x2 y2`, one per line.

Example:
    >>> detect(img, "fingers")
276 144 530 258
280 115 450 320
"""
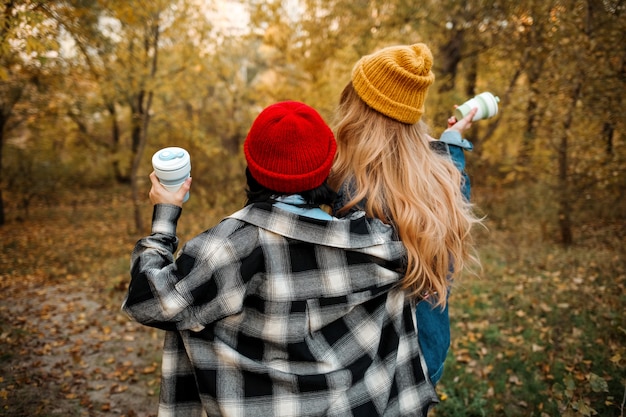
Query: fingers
149 171 160 186
456 108 478 130
457 109 475 130
175 177 192 201
447 105 476 129
444 107 478 134
148 172 191 207
463 107 478 123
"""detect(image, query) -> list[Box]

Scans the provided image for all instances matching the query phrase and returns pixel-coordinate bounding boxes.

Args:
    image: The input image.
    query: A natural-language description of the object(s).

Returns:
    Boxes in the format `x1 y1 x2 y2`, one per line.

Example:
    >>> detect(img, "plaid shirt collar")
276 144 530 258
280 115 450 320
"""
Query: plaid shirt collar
229 202 395 249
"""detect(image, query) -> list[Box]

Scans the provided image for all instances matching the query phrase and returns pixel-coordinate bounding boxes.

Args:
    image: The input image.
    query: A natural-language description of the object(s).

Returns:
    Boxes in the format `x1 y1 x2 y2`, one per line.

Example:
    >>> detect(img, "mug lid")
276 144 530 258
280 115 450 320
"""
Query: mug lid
152 147 190 171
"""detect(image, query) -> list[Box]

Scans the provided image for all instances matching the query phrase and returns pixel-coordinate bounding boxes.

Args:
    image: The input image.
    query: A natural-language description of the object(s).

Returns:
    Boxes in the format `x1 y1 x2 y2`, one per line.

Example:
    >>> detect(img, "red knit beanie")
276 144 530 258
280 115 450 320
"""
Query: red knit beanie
244 101 337 193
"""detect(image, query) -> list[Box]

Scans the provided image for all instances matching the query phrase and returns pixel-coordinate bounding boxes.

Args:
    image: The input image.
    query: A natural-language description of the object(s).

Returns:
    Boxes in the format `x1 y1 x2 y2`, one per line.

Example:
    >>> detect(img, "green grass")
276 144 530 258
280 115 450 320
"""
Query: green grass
434 226 626 417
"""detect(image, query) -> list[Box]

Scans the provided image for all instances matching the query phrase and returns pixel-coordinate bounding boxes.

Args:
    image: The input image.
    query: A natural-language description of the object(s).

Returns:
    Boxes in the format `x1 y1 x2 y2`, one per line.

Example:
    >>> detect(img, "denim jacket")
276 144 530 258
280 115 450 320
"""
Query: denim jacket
418 130 472 384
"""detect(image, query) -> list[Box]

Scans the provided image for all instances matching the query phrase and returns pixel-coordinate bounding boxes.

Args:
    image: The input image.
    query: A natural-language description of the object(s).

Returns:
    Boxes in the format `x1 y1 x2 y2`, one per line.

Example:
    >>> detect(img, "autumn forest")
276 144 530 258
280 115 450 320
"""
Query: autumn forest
1 0 624 416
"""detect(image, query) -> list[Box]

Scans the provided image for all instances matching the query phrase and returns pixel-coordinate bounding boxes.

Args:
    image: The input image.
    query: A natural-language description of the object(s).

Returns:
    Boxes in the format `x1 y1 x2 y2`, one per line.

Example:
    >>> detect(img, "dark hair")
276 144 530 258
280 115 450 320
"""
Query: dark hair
245 168 337 207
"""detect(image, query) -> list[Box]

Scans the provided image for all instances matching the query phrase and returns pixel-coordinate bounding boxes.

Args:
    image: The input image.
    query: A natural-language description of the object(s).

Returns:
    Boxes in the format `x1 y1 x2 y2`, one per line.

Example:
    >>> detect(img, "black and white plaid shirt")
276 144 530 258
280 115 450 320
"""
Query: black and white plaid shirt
123 202 438 416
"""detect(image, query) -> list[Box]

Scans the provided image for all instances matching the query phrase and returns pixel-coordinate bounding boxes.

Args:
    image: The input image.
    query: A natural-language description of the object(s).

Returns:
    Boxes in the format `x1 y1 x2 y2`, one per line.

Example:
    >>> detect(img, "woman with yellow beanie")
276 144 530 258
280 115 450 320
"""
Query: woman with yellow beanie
330 43 482 387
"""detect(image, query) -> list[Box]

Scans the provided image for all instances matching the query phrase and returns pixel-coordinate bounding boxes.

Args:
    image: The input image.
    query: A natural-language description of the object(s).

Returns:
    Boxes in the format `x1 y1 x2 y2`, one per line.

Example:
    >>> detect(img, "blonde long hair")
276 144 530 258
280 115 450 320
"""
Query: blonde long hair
329 83 481 307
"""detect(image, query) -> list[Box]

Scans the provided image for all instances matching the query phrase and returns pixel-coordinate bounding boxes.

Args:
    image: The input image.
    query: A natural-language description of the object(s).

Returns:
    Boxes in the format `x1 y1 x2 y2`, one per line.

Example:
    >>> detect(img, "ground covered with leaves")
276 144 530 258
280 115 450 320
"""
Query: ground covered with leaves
0 190 168 416
1 188 624 416
435 222 626 416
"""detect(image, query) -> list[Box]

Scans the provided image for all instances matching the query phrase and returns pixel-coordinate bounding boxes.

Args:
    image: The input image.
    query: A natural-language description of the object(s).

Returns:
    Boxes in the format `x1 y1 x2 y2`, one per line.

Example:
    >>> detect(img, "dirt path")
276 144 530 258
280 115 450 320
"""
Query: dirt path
0 187 235 416
0 195 171 417
1 272 163 416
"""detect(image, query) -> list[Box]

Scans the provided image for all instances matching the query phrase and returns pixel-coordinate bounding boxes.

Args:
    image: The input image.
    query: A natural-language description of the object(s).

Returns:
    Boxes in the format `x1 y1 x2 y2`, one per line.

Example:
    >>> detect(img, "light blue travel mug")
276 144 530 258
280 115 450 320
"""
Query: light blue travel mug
152 147 191 202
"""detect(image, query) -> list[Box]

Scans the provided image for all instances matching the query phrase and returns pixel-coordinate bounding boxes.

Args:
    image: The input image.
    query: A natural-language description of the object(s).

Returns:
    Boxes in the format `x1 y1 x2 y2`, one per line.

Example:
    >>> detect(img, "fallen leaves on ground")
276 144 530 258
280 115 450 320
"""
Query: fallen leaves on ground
0 190 163 416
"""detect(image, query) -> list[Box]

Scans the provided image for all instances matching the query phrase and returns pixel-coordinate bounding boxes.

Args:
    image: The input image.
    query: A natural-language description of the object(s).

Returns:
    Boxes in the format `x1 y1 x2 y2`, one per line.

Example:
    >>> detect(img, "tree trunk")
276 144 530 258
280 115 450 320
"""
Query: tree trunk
437 29 463 93
130 93 153 233
602 122 614 155
464 53 477 99
516 10 547 171
106 101 128 183
518 76 542 168
0 1 10 223
0 124 5 226
0 84 24 226
131 14 160 233
557 80 582 246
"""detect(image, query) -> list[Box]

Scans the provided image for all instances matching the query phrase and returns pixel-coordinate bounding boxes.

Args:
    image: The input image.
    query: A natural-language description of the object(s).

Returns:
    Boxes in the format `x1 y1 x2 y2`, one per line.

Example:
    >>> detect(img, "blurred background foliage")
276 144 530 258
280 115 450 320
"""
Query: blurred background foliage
0 0 625 415
1 0 624 239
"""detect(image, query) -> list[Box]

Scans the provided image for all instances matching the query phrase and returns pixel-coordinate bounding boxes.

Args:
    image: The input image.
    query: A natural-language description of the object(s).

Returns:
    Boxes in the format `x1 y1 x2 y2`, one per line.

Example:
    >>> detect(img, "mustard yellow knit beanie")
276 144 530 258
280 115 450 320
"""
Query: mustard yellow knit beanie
351 43 435 124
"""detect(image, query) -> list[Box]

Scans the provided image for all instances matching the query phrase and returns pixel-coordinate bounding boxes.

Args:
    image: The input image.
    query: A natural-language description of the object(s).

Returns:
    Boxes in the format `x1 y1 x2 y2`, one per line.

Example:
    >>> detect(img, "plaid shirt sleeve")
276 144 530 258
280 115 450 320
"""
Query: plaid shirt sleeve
122 204 255 332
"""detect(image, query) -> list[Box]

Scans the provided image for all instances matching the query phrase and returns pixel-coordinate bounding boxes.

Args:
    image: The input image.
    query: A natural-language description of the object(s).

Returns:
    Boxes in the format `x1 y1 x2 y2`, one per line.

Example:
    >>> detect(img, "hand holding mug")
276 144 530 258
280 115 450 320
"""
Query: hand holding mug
446 107 478 133
149 171 192 207
152 147 192 203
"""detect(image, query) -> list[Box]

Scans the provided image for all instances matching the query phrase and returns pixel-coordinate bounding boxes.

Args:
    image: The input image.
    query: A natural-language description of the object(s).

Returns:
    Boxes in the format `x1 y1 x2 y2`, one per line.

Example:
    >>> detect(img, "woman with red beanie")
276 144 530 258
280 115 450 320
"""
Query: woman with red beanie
123 101 439 416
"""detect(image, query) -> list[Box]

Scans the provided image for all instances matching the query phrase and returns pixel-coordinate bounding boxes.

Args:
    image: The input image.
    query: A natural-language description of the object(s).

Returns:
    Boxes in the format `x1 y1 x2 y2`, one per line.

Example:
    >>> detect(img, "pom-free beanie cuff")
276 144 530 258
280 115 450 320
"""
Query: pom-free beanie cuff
244 101 337 194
